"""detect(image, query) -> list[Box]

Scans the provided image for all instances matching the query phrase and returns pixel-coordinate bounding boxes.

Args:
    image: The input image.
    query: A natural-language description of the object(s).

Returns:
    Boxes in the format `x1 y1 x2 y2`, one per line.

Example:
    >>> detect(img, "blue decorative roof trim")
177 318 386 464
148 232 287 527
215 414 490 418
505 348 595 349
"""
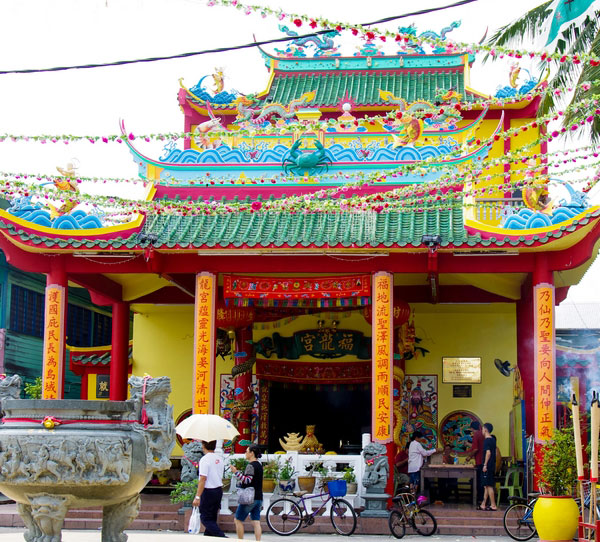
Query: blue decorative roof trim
6 197 103 230
261 50 475 72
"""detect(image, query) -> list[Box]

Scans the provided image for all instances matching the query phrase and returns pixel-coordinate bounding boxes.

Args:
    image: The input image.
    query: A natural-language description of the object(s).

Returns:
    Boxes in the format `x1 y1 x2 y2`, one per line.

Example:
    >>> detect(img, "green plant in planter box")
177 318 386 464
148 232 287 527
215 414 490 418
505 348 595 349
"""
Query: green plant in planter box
342 466 356 484
229 457 249 473
263 459 280 480
539 426 577 496
24 377 42 399
278 457 297 481
306 461 328 477
170 480 198 504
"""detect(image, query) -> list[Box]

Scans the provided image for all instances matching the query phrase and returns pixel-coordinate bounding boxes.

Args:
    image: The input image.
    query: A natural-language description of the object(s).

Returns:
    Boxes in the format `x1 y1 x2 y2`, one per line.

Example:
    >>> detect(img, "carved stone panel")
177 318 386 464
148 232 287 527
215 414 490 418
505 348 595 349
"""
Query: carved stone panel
0 436 132 485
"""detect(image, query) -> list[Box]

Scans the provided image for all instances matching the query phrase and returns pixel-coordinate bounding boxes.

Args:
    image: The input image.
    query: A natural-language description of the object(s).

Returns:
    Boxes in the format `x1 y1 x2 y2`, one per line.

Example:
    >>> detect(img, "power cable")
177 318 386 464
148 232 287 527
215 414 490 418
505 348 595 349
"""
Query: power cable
0 0 479 75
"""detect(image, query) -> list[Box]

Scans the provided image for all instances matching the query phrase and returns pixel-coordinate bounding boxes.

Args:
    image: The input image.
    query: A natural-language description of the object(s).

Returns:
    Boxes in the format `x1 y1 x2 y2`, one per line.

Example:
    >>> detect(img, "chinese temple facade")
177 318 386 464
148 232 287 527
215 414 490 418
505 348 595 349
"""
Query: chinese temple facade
1 28 599 474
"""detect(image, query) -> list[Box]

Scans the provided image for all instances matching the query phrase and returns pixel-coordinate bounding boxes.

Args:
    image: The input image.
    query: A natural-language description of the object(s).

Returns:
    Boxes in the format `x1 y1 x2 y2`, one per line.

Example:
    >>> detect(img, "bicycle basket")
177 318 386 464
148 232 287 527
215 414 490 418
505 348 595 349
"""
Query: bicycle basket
326 480 347 497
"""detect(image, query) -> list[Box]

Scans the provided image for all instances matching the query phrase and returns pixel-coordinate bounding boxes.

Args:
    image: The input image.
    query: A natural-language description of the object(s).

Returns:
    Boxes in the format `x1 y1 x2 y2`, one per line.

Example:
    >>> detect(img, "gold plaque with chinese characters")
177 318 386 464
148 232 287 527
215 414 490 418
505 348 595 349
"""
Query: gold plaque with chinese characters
442 357 481 383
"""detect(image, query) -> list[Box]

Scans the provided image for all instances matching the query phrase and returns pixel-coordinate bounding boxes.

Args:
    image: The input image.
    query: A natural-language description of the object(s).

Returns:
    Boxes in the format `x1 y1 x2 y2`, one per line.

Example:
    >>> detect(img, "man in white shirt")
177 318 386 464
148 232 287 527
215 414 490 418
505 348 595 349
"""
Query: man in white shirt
193 440 227 537
407 430 438 491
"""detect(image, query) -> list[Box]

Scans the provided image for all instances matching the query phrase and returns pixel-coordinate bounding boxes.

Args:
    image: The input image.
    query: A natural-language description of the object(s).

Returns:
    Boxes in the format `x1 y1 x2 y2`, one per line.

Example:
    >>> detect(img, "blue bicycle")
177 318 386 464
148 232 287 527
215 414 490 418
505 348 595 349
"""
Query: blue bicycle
503 495 538 541
504 486 600 541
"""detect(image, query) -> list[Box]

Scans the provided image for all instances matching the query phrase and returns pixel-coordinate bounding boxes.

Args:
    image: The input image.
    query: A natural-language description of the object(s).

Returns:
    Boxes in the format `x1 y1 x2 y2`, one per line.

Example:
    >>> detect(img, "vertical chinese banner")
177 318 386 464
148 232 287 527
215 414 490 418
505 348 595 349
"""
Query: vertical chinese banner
372 272 393 444
194 272 216 414
534 284 555 443
42 285 66 399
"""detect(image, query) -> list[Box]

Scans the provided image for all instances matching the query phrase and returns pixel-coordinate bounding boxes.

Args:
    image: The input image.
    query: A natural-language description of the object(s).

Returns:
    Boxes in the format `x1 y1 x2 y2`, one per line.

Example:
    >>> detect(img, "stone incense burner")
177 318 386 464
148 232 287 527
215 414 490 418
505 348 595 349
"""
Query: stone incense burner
0 374 175 542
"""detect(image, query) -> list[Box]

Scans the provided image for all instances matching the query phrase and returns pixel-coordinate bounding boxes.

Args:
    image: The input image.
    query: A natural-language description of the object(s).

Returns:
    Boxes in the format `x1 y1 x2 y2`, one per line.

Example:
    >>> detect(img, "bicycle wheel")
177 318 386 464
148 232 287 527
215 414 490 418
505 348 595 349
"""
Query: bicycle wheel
388 510 407 539
411 509 437 536
330 498 357 536
266 498 303 536
503 503 536 541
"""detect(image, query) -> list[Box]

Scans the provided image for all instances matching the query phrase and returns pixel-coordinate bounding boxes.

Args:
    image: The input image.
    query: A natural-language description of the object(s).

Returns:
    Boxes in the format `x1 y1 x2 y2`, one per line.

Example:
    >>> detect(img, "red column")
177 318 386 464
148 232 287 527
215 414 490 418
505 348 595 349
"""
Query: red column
42 260 68 399
233 326 254 452
80 373 88 400
516 279 535 436
109 301 130 401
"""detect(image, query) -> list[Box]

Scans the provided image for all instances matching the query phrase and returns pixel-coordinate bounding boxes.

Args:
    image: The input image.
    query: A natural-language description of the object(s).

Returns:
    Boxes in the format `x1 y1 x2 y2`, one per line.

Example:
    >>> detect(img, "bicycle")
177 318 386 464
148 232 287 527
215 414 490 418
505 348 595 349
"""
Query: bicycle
503 484 600 541
388 487 437 539
266 479 357 536
503 495 538 541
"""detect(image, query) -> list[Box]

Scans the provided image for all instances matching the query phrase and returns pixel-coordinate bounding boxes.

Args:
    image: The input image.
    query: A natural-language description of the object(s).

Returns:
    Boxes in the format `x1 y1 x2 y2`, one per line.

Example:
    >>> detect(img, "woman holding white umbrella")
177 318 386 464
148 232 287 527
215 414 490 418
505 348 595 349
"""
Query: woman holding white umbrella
177 414 240 538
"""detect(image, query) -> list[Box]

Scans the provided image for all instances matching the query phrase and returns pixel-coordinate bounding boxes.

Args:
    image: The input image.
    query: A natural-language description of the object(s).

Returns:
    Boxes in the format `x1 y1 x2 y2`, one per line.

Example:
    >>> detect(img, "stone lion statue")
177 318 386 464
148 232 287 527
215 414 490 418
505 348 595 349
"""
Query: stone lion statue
362 442 389 492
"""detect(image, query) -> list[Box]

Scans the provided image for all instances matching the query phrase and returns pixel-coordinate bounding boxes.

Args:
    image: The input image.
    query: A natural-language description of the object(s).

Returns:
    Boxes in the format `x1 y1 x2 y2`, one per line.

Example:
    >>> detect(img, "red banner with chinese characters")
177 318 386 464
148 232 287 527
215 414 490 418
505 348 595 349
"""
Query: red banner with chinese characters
256 359 371 384
42 285 66 399
223 274 371 307
194 273 216 414
534 284 555 442
372 272 393 444
215 302 255 328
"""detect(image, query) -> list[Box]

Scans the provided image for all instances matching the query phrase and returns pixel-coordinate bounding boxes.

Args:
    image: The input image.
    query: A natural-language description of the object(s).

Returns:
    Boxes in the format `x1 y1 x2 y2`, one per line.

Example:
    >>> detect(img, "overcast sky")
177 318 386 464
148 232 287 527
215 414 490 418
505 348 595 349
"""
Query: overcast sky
0 0 597 302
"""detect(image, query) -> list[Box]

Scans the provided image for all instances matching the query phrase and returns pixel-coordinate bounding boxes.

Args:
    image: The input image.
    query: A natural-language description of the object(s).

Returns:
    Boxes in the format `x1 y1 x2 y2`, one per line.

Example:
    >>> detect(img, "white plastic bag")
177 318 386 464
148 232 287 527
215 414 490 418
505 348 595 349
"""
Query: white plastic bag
188 506 201 534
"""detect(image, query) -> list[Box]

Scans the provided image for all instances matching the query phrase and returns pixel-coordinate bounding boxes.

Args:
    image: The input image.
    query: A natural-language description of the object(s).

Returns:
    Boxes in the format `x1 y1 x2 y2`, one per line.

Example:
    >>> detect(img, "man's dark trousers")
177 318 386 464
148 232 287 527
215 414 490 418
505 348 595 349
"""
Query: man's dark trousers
200 487 226 537
475 464 484 504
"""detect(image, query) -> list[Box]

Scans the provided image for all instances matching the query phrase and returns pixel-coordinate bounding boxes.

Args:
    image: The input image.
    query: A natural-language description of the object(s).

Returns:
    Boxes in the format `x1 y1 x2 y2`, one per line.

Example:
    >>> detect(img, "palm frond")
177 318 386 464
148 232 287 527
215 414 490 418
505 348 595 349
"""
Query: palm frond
563 21 600 144
486 1 553 48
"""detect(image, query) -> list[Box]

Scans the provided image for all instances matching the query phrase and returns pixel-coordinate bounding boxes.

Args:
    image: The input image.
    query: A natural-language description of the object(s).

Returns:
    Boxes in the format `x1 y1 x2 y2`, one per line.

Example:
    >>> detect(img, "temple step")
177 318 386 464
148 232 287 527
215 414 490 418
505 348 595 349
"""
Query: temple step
0 495 509 536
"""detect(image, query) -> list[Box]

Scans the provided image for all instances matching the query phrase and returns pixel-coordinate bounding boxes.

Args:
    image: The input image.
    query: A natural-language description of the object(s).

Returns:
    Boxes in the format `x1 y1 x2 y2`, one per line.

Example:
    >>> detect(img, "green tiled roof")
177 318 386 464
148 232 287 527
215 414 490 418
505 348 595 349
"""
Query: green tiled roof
138 206 468 247
2 206 599 250
70 346 132 367
264 71 475 106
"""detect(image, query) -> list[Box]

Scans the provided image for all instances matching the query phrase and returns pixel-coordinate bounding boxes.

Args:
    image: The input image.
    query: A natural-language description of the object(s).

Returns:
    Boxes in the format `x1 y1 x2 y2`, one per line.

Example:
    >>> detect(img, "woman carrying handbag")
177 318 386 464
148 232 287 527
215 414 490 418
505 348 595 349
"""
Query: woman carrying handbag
231 444 264 541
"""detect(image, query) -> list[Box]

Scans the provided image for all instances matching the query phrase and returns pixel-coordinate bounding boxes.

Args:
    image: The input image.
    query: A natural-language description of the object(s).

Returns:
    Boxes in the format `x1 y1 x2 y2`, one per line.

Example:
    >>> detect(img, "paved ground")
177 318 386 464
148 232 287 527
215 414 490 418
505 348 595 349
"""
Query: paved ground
0 530 519 542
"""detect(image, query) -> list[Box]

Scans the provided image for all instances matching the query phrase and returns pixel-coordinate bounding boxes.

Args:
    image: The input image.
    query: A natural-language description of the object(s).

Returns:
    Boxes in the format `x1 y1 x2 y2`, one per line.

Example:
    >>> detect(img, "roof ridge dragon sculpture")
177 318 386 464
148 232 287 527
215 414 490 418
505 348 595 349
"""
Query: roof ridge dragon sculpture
276 25 340 57
233 90 317 125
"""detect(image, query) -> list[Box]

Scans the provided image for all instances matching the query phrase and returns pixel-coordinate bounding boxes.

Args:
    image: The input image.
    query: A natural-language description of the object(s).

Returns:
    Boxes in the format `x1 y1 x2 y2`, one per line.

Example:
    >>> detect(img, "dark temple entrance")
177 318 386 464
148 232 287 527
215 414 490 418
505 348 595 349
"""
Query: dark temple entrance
267 381 370 454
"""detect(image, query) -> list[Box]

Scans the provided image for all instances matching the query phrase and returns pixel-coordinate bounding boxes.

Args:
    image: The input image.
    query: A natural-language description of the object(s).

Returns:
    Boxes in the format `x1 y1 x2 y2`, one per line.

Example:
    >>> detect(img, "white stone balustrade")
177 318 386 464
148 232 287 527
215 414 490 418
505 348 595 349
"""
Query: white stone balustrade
223 452 366 515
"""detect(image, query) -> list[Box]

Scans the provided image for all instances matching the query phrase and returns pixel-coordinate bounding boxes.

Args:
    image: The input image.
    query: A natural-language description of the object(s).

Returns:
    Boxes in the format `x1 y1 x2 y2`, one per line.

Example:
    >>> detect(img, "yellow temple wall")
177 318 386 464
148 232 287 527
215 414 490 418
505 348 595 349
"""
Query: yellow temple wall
131 306 233 457
409 303 516 456
130 302 516 457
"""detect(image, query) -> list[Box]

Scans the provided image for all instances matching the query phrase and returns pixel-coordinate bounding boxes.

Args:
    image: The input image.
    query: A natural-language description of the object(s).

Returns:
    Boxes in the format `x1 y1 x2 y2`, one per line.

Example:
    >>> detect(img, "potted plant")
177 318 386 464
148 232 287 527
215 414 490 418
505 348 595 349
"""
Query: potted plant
278 456 296 493
170 480 198 508
532 427 579 542
262 458 279 493
222 466 232 493
303 460 331 492
228 456 249 490
342 466 357 494
298 462 318 493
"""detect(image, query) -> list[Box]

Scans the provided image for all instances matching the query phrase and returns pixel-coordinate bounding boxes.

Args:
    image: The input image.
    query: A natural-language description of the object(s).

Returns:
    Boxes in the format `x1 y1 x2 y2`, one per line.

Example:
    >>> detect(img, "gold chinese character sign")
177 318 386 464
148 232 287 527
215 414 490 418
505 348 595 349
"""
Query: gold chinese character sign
42 285 66 399
534 284 555 442
372 272 393 443
194 273 216 414
442 357 481 383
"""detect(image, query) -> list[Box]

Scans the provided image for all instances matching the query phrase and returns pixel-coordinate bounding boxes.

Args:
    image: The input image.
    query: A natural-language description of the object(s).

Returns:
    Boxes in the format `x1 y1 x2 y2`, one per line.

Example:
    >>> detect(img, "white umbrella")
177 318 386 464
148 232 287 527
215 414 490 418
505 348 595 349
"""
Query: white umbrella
175 414 240 442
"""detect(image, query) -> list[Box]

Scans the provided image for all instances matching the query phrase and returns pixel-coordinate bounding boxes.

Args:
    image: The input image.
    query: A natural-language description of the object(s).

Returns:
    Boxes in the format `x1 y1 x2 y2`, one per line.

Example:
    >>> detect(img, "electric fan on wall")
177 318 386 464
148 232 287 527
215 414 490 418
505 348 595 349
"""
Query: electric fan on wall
494 358 515 377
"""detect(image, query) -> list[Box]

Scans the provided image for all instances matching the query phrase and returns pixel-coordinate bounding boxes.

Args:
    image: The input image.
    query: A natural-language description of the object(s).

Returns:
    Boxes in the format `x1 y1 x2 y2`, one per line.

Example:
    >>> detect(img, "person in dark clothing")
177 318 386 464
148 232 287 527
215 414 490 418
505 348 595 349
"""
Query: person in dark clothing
193 440 226 537
478 423 497 511
394 443 410 489
466 420 485 506
231 444 264 540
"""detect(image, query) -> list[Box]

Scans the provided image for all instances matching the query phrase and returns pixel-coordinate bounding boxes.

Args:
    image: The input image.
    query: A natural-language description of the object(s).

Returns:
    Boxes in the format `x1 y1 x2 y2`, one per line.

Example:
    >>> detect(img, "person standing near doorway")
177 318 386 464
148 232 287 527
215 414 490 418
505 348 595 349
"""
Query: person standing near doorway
193 440 227 537
466 421 485 506
407 430 439 492
394 442 410 491
478 423 498 511
231 444 264 541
